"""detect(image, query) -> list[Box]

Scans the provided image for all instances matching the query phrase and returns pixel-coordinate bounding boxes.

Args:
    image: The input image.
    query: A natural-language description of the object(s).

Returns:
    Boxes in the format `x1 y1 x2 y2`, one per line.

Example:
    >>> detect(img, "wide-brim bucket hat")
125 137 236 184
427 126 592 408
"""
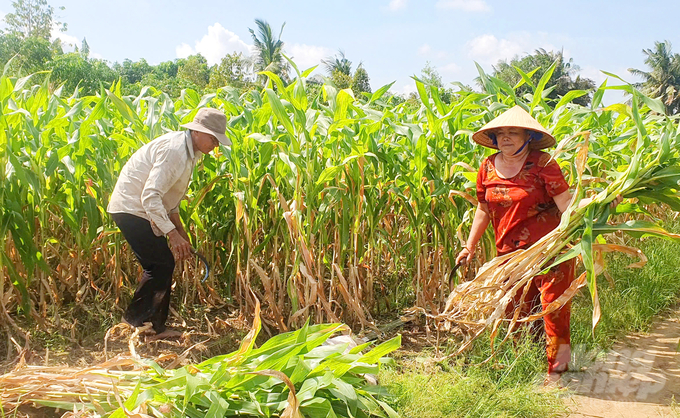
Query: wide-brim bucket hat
472 105 555 150
181 107 231 146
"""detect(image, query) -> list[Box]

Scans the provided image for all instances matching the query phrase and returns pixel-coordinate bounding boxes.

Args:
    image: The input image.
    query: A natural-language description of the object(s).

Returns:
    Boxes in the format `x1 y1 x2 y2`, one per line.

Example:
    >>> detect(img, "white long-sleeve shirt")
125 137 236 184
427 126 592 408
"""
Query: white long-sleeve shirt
107 131 201 235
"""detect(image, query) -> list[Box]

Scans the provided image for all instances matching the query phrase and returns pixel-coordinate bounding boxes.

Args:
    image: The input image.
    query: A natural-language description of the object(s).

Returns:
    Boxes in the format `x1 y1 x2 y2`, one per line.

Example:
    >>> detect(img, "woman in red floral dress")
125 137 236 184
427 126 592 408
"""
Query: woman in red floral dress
456 105 586 382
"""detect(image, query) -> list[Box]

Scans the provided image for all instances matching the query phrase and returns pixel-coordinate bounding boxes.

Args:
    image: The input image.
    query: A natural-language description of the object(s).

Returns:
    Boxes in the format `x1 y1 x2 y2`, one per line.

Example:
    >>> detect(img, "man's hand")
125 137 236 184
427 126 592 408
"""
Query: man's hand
167 229 192 261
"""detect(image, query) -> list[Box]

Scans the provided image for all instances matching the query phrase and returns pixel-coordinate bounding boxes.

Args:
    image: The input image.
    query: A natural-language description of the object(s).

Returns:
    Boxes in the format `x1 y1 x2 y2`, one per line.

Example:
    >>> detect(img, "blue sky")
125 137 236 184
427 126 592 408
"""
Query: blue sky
0 0 677 98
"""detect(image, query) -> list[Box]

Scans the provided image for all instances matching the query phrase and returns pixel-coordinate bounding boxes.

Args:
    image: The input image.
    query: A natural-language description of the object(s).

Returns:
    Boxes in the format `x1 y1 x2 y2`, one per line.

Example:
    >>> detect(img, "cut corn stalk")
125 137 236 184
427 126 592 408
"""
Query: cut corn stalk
0 302 401 418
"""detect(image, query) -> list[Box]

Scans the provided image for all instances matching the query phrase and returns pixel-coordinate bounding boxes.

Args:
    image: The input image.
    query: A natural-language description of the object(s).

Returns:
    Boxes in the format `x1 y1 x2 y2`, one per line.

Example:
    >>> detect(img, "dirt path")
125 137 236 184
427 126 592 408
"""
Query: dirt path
564 312 680 417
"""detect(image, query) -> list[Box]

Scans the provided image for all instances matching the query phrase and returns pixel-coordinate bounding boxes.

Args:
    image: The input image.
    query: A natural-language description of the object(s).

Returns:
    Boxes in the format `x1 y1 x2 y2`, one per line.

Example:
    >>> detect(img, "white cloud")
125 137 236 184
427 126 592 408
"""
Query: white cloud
465 33 559 65
397 82 417 96
388 0 408 11
175 25 332 74
465 34 522 64
418 44 431 55
436 0 491 12
52 31 81 52
50 21 80 52
176 43 194 59
286 44 334 72
581 65 632 87
579 66 608 86
175 23 251 66
439 62 461 74
418 43 450 60
49 26 105 59
579 66 631 106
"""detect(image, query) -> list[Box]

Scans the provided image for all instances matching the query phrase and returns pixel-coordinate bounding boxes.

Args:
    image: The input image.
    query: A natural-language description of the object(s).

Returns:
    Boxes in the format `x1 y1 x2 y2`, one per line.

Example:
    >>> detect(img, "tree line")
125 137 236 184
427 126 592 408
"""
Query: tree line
0 1 374 99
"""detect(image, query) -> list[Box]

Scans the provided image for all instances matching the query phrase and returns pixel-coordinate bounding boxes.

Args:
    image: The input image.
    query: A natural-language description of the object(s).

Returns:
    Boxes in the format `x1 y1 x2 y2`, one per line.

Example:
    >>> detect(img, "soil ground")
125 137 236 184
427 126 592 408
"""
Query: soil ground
565 311 680 417
2 305 679 417
0 307 252 375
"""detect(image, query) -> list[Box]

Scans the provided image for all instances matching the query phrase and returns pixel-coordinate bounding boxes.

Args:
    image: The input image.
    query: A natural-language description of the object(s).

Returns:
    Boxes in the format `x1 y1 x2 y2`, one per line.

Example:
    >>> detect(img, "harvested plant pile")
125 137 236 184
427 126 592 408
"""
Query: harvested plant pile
0 303 401 417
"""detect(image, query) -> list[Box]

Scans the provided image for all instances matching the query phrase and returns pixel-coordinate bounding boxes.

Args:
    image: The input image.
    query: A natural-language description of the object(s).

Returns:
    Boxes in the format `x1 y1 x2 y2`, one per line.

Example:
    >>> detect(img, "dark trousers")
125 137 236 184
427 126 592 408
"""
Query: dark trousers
111 213 175 333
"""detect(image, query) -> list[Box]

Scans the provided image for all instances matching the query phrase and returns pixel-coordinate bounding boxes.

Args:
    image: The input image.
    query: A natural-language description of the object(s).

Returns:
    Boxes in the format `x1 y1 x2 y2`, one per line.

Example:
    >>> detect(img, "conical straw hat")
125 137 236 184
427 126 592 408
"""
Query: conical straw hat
472 105 555 150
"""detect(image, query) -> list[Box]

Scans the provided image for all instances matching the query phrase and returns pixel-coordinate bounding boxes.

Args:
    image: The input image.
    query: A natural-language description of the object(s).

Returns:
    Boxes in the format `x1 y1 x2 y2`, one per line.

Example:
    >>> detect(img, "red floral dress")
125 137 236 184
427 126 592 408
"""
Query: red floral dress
476 150 574 374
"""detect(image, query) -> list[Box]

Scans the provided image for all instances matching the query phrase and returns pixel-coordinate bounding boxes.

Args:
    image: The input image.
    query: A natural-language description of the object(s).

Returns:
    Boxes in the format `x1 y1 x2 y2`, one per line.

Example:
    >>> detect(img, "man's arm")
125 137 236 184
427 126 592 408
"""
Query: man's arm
141 145 186 236
139 142 193 260
169 212 191 243
167 212 192 261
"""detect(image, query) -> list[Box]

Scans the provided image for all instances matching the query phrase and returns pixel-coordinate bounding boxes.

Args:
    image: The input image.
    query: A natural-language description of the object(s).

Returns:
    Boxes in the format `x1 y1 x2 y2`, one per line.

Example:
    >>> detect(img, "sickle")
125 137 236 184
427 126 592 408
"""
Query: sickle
190 248 210 282
448 262 462 289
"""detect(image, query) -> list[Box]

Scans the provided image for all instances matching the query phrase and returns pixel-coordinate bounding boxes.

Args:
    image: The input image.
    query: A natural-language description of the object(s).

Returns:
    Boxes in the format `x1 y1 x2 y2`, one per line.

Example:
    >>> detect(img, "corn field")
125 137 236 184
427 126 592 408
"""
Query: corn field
1 61 679 347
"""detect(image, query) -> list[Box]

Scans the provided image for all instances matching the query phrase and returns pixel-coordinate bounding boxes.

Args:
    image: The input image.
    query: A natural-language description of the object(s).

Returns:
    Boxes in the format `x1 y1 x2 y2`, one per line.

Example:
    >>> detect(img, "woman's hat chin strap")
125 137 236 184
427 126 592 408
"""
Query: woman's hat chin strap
489 130 541 155
514 138 531 155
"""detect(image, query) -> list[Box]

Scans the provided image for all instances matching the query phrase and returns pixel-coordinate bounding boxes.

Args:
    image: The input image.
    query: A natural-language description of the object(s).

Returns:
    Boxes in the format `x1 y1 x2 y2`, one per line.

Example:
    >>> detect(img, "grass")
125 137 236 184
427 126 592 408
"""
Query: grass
571 214 680 350
381 334 563 418
381 215 680 418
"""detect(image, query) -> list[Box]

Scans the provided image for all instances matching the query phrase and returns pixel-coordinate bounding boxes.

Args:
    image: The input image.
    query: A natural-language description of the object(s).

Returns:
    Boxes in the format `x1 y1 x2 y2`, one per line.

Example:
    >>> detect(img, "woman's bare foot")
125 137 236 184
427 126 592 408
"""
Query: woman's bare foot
146 329 183 341
542 372 564 389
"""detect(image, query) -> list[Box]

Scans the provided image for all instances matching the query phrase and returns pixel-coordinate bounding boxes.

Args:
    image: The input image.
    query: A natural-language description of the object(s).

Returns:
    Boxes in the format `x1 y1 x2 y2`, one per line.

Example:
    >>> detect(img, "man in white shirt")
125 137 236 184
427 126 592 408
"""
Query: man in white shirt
107 108 231 339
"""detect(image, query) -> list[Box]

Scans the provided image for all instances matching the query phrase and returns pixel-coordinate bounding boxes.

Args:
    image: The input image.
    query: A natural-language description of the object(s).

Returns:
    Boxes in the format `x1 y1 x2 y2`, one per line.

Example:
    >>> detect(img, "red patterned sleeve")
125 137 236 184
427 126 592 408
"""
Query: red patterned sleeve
476 158 488 204
539 158 570 197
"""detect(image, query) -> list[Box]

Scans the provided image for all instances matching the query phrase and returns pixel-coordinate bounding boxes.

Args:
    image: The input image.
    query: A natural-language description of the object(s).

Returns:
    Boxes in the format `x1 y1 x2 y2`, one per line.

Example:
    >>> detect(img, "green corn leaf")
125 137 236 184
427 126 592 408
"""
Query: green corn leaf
334 89 354 121
555 90 588 110
329 378 359 416
530 60 557 111
581 205 600 331
474 62 497 95
593 219 680 240
414 134 428 181
1 251 30 313
265 88 295 135
369 81 396 104
358 335 401 364
106 90 137 124
513 66 538 91
591 79 607 110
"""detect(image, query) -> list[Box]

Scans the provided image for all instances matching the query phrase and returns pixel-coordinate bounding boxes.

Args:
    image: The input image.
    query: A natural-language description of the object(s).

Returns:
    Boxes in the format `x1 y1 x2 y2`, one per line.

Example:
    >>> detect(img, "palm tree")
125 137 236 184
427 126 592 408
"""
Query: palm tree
322 50 354 89
489 49 595 106
248 19 289 85
629 40 680 114
322 50 352 76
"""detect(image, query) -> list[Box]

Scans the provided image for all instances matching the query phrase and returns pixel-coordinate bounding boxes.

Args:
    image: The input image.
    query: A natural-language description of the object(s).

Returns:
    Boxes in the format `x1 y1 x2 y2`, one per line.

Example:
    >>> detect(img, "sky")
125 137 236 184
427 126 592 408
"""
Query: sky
0 0 677 99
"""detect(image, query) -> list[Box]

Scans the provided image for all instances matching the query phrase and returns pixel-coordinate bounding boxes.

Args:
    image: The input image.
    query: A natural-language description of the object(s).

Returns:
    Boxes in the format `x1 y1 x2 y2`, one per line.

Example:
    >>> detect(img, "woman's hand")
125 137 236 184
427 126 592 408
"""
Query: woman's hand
456 247 474 265
610 194 623 210
575 194 624 210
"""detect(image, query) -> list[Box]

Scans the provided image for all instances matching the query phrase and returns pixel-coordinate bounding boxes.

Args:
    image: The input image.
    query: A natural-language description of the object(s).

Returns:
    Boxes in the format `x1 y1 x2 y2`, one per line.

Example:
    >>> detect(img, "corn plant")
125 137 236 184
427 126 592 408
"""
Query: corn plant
0 59 677 350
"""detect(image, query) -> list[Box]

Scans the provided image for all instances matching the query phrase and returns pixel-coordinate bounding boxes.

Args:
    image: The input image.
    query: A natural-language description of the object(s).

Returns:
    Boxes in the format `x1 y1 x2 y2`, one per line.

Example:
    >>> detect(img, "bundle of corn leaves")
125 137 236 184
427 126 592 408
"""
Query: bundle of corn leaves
0 303 401 418
424 80 680 357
